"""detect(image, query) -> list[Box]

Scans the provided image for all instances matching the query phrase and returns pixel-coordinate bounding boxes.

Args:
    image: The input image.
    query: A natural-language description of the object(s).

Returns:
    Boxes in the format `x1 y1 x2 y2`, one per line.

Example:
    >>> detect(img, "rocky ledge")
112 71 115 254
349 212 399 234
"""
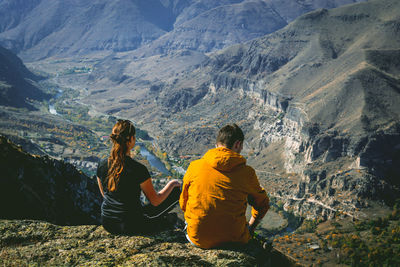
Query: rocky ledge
0 219 291 266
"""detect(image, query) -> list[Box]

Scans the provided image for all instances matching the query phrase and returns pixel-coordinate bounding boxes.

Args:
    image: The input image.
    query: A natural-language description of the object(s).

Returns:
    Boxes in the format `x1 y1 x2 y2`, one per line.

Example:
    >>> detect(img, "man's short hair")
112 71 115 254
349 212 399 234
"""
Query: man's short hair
216 124 244 149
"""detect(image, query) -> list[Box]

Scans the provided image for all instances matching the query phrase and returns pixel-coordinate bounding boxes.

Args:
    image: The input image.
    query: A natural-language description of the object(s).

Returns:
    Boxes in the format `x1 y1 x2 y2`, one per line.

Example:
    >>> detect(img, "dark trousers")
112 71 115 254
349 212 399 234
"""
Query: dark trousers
102 187 181 235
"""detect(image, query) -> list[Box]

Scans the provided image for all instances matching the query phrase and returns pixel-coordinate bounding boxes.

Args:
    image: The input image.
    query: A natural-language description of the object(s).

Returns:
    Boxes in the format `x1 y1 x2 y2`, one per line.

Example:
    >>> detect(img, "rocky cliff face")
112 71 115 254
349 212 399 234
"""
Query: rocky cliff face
0 135 101 225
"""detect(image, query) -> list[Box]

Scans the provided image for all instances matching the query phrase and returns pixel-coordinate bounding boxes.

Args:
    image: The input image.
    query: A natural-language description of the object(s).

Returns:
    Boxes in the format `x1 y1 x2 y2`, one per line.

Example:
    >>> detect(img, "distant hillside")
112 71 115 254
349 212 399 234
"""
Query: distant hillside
0 0 180 60
139 0 366 56
0 0 365 60
0 46 48 109
0 135 101 225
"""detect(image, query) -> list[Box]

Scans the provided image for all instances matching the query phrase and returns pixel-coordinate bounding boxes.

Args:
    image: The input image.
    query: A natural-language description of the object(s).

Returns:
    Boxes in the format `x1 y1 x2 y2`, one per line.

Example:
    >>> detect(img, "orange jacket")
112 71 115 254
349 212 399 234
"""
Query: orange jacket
180 147 269 248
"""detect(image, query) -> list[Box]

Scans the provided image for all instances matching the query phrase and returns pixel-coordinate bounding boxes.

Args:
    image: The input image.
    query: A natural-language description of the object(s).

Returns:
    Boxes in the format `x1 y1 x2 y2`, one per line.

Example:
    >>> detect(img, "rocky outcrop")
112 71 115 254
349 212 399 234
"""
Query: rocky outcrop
0 135 101 225
0 219 288 266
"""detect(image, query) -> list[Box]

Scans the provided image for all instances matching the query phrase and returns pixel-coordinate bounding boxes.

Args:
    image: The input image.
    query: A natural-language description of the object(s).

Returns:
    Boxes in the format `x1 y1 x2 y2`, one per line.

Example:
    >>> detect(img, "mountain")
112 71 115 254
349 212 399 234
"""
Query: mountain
0 0 365 60
137 0 287 56
82 0 400 220
0 46 48 109
0 135 101 225
0 0 181 60
139 0 365 56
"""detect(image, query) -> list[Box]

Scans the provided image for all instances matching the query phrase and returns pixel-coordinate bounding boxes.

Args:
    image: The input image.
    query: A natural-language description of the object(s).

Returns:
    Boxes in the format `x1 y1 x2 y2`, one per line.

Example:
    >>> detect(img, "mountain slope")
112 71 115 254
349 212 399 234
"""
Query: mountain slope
141 0 365 55
0 0 365 60
138 1 287 55
0 0 41 32
0 46 48 109
0 0 180 60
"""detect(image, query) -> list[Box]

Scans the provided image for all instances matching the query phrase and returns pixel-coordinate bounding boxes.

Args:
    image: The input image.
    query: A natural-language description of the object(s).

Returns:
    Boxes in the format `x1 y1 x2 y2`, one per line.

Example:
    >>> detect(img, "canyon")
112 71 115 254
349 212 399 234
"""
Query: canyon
0 0 399 265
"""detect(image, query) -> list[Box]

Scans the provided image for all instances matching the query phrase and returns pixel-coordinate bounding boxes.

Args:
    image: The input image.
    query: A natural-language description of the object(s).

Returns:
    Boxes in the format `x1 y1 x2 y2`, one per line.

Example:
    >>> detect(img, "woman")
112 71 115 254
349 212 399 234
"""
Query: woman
96 119 181 234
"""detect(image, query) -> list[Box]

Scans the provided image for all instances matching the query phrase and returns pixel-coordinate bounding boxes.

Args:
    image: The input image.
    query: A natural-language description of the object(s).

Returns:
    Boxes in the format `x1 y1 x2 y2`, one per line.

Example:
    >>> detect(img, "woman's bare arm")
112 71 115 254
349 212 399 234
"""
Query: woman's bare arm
140 178 181 206
97 176 105 198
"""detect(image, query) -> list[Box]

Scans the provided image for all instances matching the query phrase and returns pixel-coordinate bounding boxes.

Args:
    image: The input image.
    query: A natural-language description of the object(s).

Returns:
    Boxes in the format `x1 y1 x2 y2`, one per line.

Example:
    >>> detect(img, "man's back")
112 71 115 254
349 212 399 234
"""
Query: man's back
180 147 269 249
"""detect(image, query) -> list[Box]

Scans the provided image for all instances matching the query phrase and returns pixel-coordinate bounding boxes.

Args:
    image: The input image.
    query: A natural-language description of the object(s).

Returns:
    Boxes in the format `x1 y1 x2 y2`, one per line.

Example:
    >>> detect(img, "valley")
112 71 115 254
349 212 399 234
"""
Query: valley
2 53 398 266
1 0 400 265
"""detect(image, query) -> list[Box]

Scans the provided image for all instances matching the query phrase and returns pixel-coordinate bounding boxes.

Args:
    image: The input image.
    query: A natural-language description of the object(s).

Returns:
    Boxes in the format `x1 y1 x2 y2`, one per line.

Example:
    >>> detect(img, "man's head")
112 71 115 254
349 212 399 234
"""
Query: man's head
216 124 244 153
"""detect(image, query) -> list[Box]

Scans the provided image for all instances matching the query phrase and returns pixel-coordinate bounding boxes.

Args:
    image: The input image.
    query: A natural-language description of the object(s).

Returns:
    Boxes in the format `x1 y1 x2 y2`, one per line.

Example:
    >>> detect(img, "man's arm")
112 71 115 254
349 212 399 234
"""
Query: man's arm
248 216 262 235
179 164 193 212
247 170 270 235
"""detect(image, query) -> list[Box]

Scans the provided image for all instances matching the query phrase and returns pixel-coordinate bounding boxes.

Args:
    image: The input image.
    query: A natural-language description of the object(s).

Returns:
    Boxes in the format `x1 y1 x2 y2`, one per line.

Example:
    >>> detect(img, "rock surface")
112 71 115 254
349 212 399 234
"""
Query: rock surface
0 219 287 266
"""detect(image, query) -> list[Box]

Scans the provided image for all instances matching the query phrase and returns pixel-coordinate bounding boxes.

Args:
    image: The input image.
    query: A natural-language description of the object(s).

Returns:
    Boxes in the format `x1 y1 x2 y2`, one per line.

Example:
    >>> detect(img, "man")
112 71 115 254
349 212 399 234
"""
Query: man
180 124 270 249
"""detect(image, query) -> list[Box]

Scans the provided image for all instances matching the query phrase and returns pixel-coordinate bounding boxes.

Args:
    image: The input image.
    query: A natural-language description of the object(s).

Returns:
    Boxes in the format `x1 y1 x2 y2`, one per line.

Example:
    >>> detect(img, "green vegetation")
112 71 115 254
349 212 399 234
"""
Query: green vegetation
276 112 284 120
266 199 400 266
323 201 400 266
62 66 92 75
296 219 320 234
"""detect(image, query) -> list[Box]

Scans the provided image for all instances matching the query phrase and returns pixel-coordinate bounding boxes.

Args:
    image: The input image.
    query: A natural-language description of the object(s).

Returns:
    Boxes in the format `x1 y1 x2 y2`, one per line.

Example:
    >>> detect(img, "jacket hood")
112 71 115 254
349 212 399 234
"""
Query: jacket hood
203 147 246 172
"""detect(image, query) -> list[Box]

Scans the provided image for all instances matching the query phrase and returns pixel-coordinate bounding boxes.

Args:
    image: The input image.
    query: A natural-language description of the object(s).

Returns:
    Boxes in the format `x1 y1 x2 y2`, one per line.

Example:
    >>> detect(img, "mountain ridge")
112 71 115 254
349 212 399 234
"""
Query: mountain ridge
0 0 365 60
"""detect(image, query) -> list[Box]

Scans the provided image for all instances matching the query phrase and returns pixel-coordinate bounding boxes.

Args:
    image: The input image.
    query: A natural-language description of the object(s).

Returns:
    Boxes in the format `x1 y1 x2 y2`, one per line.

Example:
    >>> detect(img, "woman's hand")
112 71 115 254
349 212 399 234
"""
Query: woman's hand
167 179 181 189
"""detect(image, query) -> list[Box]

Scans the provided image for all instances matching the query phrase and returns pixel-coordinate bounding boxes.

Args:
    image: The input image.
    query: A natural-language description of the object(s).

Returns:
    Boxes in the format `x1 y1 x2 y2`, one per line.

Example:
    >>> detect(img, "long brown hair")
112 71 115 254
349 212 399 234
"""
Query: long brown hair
107 119 135 192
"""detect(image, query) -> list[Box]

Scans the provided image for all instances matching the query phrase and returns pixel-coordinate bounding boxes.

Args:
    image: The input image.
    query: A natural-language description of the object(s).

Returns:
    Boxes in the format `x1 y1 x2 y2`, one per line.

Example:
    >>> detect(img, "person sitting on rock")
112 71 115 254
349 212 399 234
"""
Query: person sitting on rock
180 123 270 248
96 119 181 234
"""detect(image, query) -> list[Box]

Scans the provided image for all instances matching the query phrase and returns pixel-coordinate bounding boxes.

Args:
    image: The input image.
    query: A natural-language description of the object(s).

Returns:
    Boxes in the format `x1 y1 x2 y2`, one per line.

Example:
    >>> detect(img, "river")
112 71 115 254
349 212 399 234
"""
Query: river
47 88 171 175
137 142 171 175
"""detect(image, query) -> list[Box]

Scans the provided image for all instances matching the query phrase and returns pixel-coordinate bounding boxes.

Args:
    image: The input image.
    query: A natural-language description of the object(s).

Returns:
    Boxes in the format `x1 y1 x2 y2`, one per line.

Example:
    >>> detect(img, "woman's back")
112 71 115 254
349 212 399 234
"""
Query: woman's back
97 156 149 222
